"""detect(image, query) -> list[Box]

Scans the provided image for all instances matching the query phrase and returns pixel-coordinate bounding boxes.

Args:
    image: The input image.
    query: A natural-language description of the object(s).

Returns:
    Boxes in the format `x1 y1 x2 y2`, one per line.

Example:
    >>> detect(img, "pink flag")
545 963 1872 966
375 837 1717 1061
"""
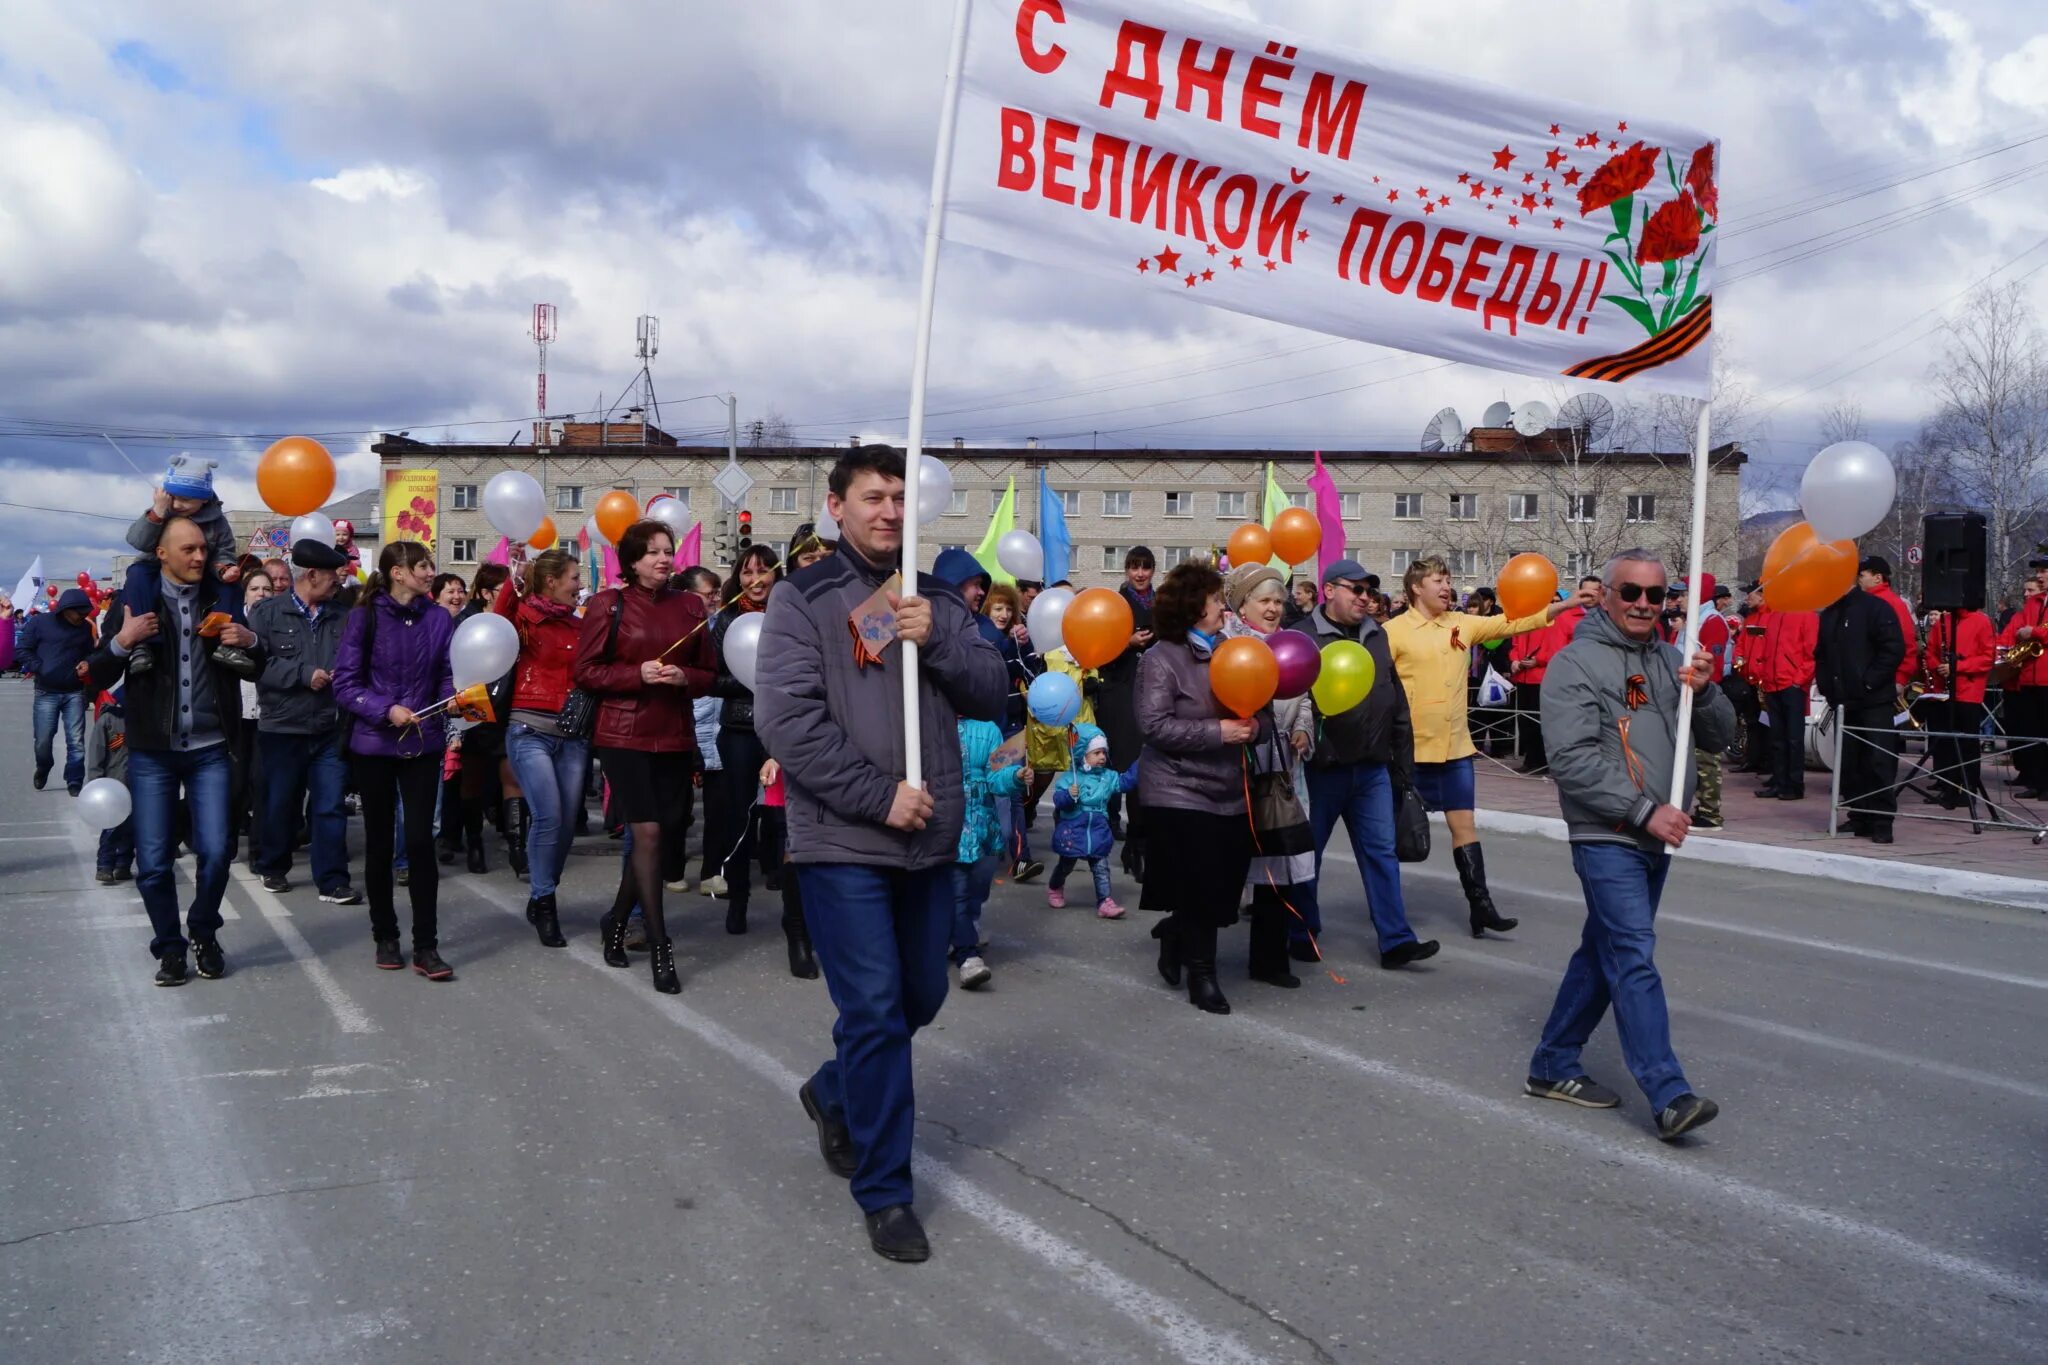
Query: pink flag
678 521 702 567
601 544 621 587
485 536 511 566
1307 451 1345 592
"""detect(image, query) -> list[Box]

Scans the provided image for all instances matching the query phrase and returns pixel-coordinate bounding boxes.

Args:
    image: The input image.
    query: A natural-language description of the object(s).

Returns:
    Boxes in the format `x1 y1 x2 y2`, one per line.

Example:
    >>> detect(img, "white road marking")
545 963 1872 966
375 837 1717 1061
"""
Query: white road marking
456 882 1271 1365
0 834 77 842
230 872 376 1035
86 908 242 929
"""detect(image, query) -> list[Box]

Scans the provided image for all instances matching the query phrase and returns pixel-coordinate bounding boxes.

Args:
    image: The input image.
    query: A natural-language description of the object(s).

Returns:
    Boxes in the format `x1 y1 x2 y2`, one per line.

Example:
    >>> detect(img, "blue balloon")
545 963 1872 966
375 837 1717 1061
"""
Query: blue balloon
1027 671 1081 727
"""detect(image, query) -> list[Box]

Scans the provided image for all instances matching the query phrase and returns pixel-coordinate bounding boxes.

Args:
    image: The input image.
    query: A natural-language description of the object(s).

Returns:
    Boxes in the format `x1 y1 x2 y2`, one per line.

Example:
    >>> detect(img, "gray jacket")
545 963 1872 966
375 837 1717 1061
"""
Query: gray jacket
1135 635 1269 817
248 592 346 734
1542 607 1736 851
127 504 238 570
754 539 1008 871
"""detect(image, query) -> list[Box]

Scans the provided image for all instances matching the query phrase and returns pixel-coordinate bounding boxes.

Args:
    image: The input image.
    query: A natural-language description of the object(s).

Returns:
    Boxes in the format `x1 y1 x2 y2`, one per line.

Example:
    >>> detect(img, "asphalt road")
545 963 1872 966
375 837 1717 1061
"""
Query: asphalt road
3 680 2044 1364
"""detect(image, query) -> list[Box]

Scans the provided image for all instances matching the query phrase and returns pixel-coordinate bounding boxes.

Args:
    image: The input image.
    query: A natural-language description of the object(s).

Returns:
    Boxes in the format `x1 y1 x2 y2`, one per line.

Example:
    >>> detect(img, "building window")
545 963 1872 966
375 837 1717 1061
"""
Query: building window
1566 551 1592 580
554 485 583 512
1289 491 1310 510
768 487 798 513
942 489 966 516
1567 493 1597 523
1390 548 1423 574
662 486 691 510
1216 490 1246 518
1101 545 1126 570
1102 490 1132 517
1162 546 1194 568
1450 549 1482 578
450 537 478 564
1057 489 1079 516
1626 493 1657 524
451 484 478 511
1164 491 1193 518
1393 493 1423 520
1448 492 1478 521
1340 492 1361 520
1509 493 1540 522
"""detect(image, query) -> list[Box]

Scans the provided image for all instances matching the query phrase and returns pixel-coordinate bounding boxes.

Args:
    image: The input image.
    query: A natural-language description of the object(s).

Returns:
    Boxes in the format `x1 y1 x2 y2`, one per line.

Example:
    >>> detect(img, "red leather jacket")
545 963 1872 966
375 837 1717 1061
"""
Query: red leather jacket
1748 608 1817 692
1926 610 1995 704
493 580 582 716
1997 596 2048 689
572 582 715 751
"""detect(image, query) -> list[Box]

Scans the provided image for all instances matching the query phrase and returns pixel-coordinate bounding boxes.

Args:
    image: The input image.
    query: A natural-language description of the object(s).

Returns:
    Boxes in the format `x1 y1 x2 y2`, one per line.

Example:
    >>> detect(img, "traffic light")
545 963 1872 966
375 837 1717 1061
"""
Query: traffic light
712 510 736 565
737 509 753 555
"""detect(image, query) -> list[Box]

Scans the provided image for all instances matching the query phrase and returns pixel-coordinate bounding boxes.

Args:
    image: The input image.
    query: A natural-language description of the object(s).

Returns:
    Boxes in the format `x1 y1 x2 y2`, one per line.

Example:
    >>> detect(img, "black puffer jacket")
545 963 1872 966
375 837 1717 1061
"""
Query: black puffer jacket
710 604 763 733
1816 587 1906 708
1304 606 1415 782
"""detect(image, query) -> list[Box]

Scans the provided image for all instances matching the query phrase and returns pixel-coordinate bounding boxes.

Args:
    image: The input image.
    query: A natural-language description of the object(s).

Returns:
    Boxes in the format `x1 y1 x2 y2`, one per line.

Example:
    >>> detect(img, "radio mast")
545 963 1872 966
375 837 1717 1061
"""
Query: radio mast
530 302 557 448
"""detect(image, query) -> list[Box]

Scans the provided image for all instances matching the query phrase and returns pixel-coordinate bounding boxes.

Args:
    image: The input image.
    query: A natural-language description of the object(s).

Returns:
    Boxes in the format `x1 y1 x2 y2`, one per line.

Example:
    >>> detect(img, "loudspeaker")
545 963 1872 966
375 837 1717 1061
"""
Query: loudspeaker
1921 513 1986 612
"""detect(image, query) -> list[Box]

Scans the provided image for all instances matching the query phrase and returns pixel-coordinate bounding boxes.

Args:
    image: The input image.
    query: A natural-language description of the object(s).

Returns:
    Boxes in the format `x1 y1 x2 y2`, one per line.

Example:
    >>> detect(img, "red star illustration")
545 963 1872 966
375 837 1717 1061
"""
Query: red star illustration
1229 255 1244 269
1457 172 1471 184
1423 201 1437 214
1543 196 1554 208
1485 202 1494 210
1201 268 1215 281
1562 167 1582 185
1617 121 1628 132
1438 194 1450 206
1541 180 1552 192
1520 193 1539 211
1508 214 1519 227
1491 185 1503 197
1468 182 1486 199
1136 259 1149 273
1608 139 1619 151
1549 122 1561 135
1207 243 1219 256
1387 189 1400 202
1574 135 1589 148
1492 145 1515 169
1545 148 1566 170
1296 228 1309 242
1552 217 1564 229
1156 246 1181 272
1416 186 1428 198
1264 259 1277 271
1371 174 1380 183
1522 172 1535 184
1331 193 1346 205
1184 273 1197 287
1585 132 1599 145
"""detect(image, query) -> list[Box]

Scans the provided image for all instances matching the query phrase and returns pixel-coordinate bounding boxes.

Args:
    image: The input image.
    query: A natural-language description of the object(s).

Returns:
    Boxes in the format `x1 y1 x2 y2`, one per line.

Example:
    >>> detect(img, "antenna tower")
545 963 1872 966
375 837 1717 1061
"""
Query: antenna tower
634 314 661 428
530 302 557 435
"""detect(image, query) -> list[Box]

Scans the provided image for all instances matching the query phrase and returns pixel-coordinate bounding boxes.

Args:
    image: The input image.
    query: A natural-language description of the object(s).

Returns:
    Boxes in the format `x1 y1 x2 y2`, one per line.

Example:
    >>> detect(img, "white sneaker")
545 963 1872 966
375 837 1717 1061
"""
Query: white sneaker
958 956 992 990
663 879 691 893
700 875 727 898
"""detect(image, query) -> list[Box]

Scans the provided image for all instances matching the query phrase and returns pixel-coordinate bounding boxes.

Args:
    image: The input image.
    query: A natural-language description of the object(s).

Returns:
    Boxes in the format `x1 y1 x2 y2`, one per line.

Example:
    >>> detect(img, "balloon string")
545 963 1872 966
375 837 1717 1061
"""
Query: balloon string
658 583 752 662
1239 748 1343 985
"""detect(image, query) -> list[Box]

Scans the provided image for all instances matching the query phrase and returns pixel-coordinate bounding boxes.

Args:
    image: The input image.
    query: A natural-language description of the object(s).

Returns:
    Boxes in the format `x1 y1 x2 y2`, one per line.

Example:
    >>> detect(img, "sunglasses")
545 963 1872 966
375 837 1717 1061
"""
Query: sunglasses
1614 583 1670 604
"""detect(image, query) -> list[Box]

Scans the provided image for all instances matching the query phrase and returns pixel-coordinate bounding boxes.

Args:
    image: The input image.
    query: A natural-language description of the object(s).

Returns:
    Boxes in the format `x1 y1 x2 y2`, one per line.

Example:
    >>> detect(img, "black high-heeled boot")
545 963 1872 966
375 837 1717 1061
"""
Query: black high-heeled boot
1184 958 1231 1014
504 798 529 881
650 937 680 994
726 899 748 935
598 907 630 967
1151 920 1181 988
527 892 565 948
1454 842 1518 938
785 923 819 979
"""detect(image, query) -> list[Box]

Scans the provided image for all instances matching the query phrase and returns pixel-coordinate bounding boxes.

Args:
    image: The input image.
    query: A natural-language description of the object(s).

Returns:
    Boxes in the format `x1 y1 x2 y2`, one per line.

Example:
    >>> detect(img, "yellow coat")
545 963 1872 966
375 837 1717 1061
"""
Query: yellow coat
1384 608 1549 762
1024 649 1097 771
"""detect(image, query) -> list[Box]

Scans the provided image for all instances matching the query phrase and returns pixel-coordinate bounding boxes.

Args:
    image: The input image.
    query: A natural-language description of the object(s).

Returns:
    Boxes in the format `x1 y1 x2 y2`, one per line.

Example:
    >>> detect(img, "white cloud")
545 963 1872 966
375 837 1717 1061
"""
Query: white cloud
1987 34 2048 112
311 165 428 202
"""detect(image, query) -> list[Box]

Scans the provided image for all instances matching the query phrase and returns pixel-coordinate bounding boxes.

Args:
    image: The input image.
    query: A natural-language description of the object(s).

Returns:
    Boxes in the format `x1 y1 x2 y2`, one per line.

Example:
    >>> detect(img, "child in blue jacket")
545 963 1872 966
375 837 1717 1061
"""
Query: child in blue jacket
1046 727 1138 919
954 718 1028 990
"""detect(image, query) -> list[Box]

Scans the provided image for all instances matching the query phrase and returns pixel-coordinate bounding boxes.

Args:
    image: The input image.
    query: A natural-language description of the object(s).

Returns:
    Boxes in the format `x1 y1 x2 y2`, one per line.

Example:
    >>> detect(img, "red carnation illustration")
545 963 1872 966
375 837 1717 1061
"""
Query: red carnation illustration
1684 143 1718 220
410 496 427 512
1636 191 1701 264
1576 141 1658 216
418 499 435 517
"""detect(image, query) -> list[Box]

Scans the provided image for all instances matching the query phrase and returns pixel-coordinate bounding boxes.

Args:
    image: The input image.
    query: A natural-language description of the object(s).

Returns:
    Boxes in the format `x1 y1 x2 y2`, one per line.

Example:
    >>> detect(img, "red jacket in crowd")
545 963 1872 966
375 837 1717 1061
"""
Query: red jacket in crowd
1661 610 1731 682
572 582 715 752
1925 610 1996 705
493 578 583 715
1745 607 1817 693
1996 594 2048 690
1869 584 1918 686
1509 606 1578 684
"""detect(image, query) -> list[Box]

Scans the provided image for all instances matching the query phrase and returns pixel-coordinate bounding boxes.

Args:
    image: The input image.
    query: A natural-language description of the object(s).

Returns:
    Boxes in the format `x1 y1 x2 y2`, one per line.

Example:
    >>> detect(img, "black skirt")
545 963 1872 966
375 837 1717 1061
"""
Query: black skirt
596 747 693 828
1139 805 1254 928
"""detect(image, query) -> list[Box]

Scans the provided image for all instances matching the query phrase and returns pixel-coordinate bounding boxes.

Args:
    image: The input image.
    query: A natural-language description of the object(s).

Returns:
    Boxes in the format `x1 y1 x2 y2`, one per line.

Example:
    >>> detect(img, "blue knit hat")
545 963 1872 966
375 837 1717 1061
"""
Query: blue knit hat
161 456 218 502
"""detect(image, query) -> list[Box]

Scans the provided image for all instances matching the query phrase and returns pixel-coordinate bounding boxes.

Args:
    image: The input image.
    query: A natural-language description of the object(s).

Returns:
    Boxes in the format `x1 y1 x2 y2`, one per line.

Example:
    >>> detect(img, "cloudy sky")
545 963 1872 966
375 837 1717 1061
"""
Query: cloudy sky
3 0 2046 582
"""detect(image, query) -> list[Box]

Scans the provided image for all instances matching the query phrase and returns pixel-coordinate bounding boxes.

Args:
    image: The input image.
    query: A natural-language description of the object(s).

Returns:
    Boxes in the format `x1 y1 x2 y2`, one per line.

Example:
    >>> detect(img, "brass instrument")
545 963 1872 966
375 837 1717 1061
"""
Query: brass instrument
1992 637 2044 689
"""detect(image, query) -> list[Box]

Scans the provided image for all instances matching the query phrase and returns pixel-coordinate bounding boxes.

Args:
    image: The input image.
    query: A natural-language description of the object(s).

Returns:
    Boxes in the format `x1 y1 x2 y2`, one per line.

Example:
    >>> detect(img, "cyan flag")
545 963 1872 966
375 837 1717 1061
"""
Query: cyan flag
1037 469 1071 586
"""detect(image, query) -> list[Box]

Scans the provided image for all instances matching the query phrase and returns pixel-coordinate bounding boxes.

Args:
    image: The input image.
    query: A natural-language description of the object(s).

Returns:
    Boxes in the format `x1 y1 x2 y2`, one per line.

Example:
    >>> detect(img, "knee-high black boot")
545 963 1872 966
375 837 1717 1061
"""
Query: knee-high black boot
781 879 817 978
1179 918 1230 1014
1247 893 1299 987
1150 917 1181 988
1454 842 1518 938
504 798 529 881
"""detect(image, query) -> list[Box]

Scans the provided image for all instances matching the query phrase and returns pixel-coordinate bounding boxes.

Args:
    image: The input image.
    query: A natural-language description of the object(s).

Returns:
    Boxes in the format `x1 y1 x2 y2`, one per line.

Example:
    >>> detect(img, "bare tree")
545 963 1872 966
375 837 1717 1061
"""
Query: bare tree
1817 396 1869 447
1920 284 2048 601
745 410 798 447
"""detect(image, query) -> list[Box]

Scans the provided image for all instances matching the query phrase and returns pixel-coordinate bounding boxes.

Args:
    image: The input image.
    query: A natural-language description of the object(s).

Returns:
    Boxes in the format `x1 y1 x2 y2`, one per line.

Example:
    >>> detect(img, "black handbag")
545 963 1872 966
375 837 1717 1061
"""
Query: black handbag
1248 733 1313 857
556 595 621 741
1394 780 1431 863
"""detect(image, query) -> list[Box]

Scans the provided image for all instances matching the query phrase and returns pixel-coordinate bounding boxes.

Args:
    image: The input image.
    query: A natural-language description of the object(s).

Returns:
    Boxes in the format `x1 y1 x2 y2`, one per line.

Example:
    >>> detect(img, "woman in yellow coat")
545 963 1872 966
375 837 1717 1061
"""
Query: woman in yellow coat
1384 557 1595 936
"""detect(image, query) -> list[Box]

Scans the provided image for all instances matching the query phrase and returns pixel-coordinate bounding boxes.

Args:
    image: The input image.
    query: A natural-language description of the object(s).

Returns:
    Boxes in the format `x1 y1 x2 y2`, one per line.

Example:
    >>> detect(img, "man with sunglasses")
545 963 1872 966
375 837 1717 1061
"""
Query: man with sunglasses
1531 549 1732 1142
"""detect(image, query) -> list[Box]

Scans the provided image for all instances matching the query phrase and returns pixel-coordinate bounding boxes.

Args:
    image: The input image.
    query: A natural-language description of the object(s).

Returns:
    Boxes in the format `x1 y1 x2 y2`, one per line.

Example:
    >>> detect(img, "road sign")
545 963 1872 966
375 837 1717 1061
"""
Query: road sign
712 459 754 509
1906 544 1923 566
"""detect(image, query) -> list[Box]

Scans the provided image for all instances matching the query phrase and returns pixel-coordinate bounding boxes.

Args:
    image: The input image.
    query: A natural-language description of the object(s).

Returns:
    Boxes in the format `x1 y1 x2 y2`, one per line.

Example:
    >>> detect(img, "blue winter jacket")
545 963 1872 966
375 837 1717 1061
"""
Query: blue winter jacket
21 590 96 692
956 718 1025 865
1049 723 1139 860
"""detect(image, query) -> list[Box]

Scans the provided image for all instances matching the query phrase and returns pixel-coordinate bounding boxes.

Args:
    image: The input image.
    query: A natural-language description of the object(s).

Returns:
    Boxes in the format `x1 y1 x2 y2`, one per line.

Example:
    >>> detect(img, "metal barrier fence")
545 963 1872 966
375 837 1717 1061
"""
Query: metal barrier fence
1829 702 2048 845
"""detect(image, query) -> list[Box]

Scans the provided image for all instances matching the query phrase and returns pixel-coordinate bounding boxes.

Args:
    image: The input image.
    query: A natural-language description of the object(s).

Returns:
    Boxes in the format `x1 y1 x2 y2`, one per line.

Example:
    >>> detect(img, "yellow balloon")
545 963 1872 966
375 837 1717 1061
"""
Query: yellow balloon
1310 639 1375 715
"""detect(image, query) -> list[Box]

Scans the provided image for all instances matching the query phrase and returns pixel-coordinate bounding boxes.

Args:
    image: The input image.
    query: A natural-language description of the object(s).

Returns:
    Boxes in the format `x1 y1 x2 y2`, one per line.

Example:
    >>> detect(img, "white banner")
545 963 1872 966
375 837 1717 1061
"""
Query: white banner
11 556 43 612
945 0 1719 395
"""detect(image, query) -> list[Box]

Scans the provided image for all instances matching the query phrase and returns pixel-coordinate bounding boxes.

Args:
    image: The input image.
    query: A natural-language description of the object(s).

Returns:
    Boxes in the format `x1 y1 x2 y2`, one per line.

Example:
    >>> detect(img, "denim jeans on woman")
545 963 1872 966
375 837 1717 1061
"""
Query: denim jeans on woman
33 689 86 789
507 722 591 898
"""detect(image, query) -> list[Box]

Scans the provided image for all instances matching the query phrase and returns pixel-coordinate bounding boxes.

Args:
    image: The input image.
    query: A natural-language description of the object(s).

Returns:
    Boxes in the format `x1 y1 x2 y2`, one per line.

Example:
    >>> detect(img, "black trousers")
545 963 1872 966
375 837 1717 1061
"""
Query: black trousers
714 729 766 910
1723 677 1763 771
1930 699 1986 803
1514 682 1546 769
2007 689 2048 788
1839 700 1900 822
1764 688 1807 794
355 753 442 948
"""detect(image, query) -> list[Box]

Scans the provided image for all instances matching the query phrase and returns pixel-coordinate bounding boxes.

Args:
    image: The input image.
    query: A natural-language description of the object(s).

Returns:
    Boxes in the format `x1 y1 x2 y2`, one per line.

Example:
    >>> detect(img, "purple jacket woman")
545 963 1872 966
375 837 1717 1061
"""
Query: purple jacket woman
334 591 457 757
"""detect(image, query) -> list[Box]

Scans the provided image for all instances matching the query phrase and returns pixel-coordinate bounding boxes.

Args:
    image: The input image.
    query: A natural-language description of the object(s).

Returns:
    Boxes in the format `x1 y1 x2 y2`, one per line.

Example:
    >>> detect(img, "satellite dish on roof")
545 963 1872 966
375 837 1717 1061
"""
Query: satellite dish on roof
1421 407 1465 453
1556 393 1616 450
1511 400 1555 438
1481 400 1513 428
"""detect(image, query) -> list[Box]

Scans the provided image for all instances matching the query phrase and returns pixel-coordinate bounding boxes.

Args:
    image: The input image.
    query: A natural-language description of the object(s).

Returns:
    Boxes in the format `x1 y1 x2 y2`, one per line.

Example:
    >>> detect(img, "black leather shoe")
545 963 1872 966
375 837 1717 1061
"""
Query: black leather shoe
1250 966 1301 989
1184 966 1231 1014
412 948 454 981
1380 939 1442 969
529 894 566 947
599 909 630 968
1870 826 1895 844
649 938 680 994
786 927 820 980
32 767 49 790
375 938 404 970
1154 927 1181 988
864 1204 930 1263
1287 939 1321 963
799 1080 858 1178
466 843 486 874
1777 789 1804 801
726 902 748 935
154 950 188 987
192 940 225 979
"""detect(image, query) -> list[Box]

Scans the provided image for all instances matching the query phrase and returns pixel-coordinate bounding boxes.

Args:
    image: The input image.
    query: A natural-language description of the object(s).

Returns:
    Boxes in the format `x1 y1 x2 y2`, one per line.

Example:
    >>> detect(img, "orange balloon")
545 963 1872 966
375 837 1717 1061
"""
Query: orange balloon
1761 521 1857 612
255 436 335 517
1209 636 1279 718
1496 552 1559 618
529 515 557 551
1064 587 1135 670
1227 523 1273 568
1269 506 1321 565
594 490 638 545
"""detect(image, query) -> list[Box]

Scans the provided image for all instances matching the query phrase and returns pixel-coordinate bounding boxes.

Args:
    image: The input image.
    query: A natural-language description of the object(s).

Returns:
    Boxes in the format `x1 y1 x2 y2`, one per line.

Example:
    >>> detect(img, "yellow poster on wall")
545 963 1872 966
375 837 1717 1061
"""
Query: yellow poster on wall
383 468 439 551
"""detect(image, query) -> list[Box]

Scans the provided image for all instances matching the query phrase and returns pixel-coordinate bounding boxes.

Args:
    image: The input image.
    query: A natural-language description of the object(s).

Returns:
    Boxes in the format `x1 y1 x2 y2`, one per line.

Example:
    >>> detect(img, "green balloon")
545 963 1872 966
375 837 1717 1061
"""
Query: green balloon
1311 640 1376 715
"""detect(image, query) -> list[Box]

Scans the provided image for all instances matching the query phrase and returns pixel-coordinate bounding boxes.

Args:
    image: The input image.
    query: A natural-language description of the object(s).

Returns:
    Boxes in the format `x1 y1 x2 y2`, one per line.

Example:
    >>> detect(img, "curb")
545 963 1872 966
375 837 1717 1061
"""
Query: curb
1445 808 2048 914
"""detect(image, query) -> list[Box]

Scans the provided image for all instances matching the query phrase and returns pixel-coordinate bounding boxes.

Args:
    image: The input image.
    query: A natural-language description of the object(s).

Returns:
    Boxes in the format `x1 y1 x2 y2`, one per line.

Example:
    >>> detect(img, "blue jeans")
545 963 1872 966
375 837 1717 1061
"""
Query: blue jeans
796 863 953 1214
98 819 135 873
950 855 1001 964
32 690 86 788
1299 761 1417 954
1530 842 1692 1109
996 791 1032 866
257 730 350 892
1050 855 1112 902
507 723 591 898
129 743 233 958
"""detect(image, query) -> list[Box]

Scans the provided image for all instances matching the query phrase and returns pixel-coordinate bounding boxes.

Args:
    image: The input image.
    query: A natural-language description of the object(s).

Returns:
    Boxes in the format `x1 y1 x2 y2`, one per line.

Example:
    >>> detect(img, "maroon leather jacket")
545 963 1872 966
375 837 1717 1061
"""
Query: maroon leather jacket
572 582 714 751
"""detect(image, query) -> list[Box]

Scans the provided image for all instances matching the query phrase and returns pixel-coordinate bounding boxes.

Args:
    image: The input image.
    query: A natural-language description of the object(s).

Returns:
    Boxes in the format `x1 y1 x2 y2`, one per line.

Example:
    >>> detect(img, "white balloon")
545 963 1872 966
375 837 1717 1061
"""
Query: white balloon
75 777 131 831
1801 440 1897 543
995 528 1044 581
289 512 335 548
583 514 605 547
1026 585 1074 654
645 496 692 539
817 503 840 542
450 612 520 689
482 470 546 541
916 455 954 527
724 612 765 691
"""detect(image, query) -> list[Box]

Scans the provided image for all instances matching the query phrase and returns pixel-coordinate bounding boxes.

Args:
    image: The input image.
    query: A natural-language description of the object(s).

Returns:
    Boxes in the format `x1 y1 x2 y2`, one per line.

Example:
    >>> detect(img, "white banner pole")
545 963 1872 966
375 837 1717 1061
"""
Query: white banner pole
1666 402 1713 845
900 0 975 790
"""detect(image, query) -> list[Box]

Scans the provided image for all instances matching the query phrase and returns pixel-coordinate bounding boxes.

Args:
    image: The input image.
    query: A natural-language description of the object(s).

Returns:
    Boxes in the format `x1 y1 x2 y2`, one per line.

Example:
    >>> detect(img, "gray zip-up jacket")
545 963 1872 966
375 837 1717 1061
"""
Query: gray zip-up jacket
248 591 346 734
754 539 1008 871
1542 607 1736 851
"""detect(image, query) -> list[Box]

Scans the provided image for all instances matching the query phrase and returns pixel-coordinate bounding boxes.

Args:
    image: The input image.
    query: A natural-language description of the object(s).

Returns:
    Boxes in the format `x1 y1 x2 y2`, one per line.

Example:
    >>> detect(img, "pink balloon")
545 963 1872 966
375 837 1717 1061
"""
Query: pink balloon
1269 629 1323 700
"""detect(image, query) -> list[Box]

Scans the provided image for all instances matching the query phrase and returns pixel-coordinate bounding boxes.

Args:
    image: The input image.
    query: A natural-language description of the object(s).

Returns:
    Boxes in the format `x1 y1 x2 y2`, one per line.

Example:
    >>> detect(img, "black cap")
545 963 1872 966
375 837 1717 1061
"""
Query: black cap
2029 554 2048 570
291 539 350 571
1712 584 1732 600
1858 555 1892 580
1740 580 1762 594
